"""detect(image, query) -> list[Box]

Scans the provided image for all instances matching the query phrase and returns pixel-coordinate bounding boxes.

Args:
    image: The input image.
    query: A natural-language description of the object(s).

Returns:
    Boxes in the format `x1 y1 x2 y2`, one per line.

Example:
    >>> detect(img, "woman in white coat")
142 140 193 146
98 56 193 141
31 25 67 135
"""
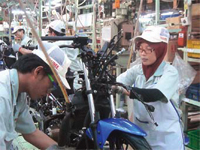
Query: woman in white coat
116 26 184 150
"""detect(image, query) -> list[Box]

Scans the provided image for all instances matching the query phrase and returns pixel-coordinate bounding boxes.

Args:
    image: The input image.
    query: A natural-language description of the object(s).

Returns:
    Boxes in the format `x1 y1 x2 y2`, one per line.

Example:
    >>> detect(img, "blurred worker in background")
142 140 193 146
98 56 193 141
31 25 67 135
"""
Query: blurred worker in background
47 20 82 91
12 26 32 46
13 20 82 91
12 26 34 57
114 26 184 150
0 42 70 150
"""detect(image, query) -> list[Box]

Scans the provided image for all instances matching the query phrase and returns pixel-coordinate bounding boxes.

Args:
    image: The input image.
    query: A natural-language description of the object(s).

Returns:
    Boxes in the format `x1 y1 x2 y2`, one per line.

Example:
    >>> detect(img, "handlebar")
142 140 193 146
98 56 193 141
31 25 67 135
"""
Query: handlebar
22 45 38 50
41 35 90 48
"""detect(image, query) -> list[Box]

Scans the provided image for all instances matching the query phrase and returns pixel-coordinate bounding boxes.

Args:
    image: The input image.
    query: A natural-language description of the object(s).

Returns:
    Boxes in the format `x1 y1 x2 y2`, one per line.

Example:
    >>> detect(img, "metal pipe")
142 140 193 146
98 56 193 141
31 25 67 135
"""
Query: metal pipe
8 7 12 45
78 4 93 10
39 0 42 37
155 0 160 25
75 0 79 34
115 66 121 109
92 0 97 50
41 35 88 41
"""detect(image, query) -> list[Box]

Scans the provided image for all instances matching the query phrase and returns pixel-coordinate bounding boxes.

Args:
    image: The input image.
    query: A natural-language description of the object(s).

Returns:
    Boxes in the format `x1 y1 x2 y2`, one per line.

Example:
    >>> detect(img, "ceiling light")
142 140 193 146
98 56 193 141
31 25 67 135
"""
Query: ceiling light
46 0 62 6
161 12 174 16
12 9 24 15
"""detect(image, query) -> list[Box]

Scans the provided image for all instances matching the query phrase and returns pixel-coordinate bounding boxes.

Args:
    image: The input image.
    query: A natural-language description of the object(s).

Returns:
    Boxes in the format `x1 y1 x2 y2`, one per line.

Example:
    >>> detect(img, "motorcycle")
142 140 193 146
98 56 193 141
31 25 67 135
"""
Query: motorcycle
0 41 16 69
39 34 152 149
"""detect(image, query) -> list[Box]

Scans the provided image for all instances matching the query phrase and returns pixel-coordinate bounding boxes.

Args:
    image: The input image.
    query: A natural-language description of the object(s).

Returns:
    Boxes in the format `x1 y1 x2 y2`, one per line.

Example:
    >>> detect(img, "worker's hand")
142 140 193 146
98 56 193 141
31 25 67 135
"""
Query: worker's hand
12 44 21 52
112 85 130 96
46 144 66 150
112 85 124 94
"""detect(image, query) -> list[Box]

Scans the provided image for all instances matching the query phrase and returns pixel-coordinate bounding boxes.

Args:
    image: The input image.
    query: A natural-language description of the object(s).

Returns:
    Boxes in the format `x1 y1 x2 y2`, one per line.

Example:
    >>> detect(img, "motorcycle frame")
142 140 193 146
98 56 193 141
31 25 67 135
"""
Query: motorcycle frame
40 35 149 149
80 58 147 149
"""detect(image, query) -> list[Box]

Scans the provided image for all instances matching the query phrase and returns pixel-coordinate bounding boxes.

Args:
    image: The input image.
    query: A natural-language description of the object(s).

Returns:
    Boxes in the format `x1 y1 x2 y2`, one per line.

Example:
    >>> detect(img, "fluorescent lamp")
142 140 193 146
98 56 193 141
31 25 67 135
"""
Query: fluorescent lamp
161 12 174 16
12 9 24 15
141 13 155 18
54 3 62 8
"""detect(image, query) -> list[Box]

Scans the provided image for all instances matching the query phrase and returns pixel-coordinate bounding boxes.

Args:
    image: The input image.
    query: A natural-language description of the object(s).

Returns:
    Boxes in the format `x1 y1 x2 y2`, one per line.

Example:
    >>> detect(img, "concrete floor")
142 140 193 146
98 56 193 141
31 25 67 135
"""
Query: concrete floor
12 134 193 150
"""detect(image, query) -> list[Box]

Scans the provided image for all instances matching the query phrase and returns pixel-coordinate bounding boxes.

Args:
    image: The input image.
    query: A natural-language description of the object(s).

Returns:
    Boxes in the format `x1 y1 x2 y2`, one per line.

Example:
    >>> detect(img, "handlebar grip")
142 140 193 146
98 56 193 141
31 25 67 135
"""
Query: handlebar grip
22 45 38 50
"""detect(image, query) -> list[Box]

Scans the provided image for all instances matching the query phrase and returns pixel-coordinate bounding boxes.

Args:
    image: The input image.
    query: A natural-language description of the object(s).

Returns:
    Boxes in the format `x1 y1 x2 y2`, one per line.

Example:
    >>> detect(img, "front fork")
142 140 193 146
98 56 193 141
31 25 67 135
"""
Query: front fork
109 93 116 118
81 61 100 149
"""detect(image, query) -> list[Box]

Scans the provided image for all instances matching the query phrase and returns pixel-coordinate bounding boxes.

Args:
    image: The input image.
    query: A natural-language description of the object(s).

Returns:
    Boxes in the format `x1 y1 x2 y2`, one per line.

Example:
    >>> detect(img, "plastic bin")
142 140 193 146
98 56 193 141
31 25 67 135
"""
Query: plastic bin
187 40 200 49
186 84 200 101
187 129 200 150
187 39 200 58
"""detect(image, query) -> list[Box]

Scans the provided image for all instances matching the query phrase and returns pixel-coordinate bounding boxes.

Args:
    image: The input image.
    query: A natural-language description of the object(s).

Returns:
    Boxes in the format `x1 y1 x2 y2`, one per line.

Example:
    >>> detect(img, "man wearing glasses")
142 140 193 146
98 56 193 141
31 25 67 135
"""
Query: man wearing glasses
0 42 71 149
12 26 32 46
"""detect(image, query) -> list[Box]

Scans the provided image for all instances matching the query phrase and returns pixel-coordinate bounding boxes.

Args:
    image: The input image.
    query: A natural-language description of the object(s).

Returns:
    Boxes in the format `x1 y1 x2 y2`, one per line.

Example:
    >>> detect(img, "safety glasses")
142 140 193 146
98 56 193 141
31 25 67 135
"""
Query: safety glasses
47 74 58 91
138 46 154 54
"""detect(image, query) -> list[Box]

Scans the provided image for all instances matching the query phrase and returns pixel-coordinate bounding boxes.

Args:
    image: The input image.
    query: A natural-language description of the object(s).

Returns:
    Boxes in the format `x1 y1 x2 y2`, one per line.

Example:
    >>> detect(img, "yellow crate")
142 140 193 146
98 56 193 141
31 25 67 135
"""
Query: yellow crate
187 40 200 49
188 53 200 58
187 40 200 58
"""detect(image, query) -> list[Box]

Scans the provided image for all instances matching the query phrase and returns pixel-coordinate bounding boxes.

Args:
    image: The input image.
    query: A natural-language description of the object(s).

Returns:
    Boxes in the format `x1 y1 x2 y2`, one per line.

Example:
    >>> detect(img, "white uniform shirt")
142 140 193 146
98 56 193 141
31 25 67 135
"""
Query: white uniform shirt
0 69 36 150
117 62 184 150
20 35 32 46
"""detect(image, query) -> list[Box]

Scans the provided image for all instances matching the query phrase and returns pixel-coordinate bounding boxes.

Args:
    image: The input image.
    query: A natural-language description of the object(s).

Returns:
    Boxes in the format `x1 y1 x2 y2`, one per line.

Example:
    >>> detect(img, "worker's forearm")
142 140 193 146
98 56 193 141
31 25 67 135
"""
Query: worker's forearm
20 48 32 55
130 87 167 103
22 129 57 150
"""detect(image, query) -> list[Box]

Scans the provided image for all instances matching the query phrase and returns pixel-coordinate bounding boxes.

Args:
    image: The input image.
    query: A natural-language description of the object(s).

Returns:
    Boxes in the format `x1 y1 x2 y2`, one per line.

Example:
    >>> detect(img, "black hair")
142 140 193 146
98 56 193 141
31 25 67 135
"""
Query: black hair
49 27 65 36
12 53 52 74
18 29 25 34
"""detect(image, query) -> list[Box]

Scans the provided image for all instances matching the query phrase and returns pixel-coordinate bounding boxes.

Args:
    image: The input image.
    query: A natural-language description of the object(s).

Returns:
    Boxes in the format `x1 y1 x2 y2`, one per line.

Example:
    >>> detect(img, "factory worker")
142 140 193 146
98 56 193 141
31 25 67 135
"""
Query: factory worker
115 26 184 150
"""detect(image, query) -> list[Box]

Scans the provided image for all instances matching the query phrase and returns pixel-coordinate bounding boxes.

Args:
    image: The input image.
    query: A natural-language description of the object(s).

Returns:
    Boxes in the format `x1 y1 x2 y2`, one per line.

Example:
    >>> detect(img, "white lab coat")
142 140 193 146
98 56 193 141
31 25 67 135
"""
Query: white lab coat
20 35 32 46
117 62 184 150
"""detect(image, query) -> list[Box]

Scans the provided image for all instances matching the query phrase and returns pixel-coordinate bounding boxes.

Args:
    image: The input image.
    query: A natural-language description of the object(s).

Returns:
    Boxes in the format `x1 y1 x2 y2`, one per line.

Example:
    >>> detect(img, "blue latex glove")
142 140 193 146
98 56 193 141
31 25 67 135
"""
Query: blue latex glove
12 44 21 52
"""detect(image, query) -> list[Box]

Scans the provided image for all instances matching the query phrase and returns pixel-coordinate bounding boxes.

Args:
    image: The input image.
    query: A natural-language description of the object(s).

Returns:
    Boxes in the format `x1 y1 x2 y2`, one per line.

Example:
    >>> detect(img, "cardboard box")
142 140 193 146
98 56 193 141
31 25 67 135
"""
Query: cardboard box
192 3 200 16
192 71 200 84
166 16 182 30
192 19 200 28
191 16 200 31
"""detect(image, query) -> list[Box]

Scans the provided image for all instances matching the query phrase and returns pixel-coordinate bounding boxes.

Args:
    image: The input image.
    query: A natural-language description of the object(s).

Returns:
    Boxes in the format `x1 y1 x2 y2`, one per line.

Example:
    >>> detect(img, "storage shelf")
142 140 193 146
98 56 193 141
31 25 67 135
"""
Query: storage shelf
181 97 200 132
179 47 200 132
178 48 200 63
182 98 200 107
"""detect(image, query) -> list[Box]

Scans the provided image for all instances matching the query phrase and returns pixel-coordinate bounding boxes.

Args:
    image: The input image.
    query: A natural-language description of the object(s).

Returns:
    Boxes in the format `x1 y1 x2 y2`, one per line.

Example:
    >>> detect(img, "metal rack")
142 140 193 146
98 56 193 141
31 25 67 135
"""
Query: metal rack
178 48 200 63
178 1 200 131
178 48 200 132
181 98 200 131
74 0 97 50
177 47 200 131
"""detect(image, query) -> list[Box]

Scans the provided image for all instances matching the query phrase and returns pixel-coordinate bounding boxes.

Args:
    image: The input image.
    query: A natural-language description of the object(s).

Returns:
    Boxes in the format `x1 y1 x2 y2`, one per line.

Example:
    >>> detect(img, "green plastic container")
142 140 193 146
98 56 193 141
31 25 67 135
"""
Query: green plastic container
187 129 200 150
